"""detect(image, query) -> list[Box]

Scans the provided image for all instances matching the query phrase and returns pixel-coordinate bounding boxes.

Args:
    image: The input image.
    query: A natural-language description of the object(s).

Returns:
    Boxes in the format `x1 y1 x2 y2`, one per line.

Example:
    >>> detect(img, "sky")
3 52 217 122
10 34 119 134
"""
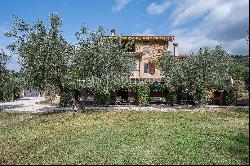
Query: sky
0 0 249 71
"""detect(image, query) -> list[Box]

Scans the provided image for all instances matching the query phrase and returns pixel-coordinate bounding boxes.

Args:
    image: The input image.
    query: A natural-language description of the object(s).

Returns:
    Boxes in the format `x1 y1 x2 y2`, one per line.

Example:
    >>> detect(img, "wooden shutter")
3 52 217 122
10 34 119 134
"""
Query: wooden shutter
149 62 155 74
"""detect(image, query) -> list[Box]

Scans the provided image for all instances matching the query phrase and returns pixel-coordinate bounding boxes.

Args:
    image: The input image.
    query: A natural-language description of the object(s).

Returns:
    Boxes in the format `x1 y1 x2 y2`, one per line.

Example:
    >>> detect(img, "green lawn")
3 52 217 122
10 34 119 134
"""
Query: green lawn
0 109 249 165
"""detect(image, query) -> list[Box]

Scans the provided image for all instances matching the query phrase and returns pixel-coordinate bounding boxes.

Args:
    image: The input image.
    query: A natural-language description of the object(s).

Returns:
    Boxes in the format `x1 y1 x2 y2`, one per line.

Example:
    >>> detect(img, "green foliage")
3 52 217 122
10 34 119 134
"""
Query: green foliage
196 46 231 90
149 82 165 92
72 25 132 92
0 50 23 101
158 45 233 106
59 88 72 107
100 89 110 105
234 80 248 93
70 25 133 107
0 49 8 68
195 87 207 107
137 83 150 106
230 63 248 81
5 13 72 92
166 90 177 106
224 87 236 106
118 82 138 92
5 14 132 107
0 50 9 100
230 55 249 82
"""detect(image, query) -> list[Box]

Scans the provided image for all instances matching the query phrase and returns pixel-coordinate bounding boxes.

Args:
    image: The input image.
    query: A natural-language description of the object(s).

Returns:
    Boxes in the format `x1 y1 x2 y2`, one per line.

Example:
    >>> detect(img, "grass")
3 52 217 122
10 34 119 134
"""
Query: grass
0 108 249 165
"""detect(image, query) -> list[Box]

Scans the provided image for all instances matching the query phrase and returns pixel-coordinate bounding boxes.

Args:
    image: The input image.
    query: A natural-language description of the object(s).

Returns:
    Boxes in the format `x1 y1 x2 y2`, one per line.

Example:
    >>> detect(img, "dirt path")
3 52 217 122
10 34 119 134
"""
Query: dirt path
0 97 63 113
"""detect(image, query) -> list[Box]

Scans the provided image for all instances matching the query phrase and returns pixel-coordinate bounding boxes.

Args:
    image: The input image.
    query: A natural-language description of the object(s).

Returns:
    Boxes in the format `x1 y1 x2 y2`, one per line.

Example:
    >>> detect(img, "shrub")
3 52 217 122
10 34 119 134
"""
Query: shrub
100 89 110 105
224 87 236 106
166 90 177 106
150 82 165 92
137 84 150 106
195 87 207 107
59 89 72 107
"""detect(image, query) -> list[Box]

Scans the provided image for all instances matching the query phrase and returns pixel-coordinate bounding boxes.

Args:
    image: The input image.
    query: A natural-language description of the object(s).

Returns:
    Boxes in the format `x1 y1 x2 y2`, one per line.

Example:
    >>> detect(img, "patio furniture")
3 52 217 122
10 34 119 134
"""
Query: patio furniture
150 97 166 104
115 96 122 105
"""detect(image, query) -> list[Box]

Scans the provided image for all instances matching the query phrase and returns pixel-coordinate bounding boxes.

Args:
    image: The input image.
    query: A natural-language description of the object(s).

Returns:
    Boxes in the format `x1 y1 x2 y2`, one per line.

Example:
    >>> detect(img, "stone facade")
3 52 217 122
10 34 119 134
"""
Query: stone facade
121 35 175 81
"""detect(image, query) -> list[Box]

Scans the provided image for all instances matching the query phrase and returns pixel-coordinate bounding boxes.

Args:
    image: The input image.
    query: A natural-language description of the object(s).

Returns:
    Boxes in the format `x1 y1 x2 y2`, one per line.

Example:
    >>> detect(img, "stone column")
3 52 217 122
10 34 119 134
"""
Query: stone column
22 89 25 97
173 43 179 58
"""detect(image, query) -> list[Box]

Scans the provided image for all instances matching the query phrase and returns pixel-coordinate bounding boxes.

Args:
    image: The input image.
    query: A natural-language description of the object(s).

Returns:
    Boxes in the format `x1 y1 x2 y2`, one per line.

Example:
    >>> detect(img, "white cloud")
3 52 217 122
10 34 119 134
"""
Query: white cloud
112 0 131 11
171 0 219 27
147 0 171 15
223 38 249 55
135 28 155 36
169 28 219 54
169 0 249 55
171 28 249 55
201 0 249 41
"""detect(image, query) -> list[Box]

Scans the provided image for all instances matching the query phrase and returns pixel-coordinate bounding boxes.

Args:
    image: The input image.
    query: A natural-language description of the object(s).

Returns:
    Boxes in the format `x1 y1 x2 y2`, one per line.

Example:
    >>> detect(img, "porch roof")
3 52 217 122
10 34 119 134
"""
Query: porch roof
121 36 174 42
103 35 174 42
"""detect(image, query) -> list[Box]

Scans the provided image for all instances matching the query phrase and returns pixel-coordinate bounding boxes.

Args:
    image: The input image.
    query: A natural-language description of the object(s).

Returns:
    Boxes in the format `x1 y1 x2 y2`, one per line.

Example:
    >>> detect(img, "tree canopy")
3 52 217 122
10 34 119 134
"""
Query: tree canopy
0 50 23 101
69 26 132 92
158 45 233 105
65 26 133 107
5 14 133 108
5 13 72 92
3 13 248 107
0 49 9 100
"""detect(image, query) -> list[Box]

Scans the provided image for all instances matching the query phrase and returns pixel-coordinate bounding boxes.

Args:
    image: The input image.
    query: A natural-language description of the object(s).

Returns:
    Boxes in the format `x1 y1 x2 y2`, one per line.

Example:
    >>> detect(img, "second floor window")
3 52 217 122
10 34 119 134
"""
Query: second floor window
143 41 149 46
130 60 137 70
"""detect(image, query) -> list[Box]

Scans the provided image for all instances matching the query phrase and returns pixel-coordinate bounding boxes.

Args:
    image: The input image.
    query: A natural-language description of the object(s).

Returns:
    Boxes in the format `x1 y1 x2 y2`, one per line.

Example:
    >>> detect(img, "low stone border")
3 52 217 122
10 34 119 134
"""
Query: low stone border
82 105 249 112
1 104 248 114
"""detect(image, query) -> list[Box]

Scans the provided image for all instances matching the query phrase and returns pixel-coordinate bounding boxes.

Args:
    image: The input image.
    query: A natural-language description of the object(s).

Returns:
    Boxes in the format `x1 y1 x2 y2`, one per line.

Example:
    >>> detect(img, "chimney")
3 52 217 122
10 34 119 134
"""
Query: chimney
111 28 116 36
173 43 179 58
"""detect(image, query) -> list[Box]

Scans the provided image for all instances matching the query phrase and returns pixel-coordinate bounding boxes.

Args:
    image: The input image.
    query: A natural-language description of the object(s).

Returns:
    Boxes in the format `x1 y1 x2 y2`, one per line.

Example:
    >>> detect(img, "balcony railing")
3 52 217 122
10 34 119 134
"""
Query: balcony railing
129 77 165 83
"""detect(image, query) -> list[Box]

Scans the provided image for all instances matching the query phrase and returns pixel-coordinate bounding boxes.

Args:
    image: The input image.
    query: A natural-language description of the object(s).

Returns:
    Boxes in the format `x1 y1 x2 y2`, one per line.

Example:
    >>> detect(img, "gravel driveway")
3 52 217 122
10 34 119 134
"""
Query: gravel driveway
0 97 64 113
1 97 248 114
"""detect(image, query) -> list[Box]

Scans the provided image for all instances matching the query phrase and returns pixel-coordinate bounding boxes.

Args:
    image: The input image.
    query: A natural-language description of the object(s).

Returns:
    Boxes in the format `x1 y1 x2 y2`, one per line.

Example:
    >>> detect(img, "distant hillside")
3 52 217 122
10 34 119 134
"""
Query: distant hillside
231 55 249 65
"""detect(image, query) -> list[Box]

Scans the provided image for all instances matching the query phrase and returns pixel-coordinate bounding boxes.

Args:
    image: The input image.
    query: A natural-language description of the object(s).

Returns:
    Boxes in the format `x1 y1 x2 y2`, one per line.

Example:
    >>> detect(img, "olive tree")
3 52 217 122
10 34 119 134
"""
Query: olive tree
0 50 23 101
5 13 72 96
68 26 132 109
0 49 9 100
158 45 232 106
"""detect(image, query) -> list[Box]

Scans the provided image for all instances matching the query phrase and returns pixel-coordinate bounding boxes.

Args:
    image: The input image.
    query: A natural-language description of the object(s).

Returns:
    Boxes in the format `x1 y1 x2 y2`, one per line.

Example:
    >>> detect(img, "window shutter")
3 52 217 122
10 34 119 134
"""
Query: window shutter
149 62 155 74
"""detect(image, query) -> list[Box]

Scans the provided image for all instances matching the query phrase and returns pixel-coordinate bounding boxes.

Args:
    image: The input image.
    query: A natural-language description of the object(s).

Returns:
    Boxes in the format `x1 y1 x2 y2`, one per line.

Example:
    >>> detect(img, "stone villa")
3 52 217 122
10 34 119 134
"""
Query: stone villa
105 29 181 104
105 29 225 105
23 29 227 105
